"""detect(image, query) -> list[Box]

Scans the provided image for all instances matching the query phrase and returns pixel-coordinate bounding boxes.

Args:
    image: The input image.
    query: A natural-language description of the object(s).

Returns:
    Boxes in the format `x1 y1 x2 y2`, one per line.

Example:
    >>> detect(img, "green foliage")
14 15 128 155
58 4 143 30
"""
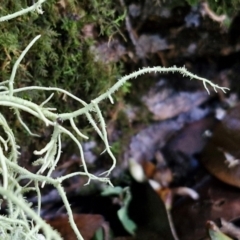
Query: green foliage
101 186 137 235
117 188 137 235
88 0 126 36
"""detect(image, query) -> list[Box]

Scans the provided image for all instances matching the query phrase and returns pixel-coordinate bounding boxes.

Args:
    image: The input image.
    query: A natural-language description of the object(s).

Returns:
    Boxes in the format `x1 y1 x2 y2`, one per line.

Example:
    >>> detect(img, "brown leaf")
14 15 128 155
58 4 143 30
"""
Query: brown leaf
201 104 240 187
46 214 108 240
172 177 240 240
142 160 156 179
167 117 215 156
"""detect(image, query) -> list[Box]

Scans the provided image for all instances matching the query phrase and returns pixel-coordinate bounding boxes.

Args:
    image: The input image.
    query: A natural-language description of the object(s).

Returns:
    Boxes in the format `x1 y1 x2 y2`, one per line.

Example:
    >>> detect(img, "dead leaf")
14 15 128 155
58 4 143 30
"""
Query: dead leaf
172 177 240 240
142 86 209 121
142 160 156 179
201 104 240 187
46 214 108 240
166 117 215 156
163 117 215 183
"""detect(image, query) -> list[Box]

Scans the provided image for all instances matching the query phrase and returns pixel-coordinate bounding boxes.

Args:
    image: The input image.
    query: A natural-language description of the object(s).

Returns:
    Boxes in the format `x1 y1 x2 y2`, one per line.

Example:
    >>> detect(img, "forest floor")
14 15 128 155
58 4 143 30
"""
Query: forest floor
28 1 240 240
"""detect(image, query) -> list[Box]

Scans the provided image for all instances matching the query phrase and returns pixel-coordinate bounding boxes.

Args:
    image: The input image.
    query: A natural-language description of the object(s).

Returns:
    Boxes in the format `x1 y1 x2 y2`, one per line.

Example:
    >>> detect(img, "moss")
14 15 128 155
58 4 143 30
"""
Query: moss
0 0 125 147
